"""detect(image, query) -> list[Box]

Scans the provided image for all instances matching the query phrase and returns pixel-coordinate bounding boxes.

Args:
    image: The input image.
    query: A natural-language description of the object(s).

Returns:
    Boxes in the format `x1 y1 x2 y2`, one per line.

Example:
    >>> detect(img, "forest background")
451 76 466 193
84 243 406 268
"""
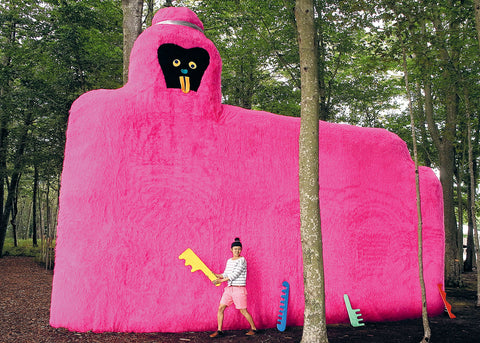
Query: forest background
0 0 479 289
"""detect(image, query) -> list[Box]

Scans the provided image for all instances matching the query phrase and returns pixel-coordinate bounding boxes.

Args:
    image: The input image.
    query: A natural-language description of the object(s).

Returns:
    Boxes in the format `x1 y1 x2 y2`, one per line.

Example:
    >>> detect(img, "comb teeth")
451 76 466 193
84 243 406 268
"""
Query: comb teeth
343 294 365 327
276 281 290 332
179 248 219 286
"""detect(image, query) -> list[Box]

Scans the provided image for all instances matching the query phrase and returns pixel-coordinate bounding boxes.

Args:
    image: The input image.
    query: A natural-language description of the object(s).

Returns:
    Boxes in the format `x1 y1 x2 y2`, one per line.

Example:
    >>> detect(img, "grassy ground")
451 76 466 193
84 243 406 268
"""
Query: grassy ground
2 238 42 257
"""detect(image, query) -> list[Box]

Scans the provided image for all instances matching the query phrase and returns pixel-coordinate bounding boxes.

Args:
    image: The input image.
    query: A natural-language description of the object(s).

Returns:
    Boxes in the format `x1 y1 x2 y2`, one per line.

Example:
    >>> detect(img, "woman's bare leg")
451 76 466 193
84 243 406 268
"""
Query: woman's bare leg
239 308 257 330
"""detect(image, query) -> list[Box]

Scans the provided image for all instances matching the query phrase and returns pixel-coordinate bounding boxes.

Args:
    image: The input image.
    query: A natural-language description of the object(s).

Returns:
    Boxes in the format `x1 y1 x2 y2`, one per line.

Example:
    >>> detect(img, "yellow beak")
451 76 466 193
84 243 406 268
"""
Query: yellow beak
179 76 190 93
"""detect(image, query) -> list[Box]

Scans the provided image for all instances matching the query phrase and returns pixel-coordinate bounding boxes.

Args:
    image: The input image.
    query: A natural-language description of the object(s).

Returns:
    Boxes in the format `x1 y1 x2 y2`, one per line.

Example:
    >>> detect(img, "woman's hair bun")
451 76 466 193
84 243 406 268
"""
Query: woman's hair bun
231 237 242 248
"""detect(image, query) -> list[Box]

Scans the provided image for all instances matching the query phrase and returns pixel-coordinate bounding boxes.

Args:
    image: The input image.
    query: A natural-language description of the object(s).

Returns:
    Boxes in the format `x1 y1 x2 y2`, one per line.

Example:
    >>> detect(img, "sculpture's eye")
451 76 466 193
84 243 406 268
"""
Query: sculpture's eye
173 59 181 67
188 61 197 69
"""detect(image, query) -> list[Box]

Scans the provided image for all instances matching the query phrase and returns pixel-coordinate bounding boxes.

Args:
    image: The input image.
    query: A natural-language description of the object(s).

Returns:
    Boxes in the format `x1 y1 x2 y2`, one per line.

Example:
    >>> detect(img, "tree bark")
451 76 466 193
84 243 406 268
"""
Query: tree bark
402 45 431 343
295 1 328 342
0 110 33 257
439 136 462 287
32 166 38 247
0 101 8 250
122 0 144 84
475 0 480 50
423 78 462 287
415 83 432 168
415 11 463 287
464 185 475 271
464 89 480 306
456 167 464 272
313 1 328 121
11 180 19 247
0 20 17 258
435 13 462 287
145 0 154 27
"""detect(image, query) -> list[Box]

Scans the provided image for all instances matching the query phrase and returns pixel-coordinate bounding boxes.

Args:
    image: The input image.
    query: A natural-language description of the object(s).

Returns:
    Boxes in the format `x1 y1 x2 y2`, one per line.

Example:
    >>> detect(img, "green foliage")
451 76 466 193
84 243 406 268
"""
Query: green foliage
0 0 123 256
192 0 301 116
0 1 478 265
47 0 123 92
383 0 479 166
0 0 123 182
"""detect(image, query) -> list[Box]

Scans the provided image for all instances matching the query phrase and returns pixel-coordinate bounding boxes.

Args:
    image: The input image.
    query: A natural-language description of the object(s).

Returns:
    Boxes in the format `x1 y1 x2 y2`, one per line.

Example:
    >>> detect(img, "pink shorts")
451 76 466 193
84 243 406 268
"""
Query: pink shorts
220 286 248 309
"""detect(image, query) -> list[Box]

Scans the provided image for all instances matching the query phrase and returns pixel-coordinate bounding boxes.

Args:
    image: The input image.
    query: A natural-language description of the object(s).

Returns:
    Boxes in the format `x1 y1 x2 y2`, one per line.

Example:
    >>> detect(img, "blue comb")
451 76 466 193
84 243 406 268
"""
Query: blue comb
276 281 290 332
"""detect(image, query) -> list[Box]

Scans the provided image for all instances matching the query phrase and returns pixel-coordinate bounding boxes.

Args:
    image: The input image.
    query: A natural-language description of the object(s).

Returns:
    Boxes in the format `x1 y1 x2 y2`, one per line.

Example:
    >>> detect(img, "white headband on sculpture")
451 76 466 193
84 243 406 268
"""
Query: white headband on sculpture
155 20 204 33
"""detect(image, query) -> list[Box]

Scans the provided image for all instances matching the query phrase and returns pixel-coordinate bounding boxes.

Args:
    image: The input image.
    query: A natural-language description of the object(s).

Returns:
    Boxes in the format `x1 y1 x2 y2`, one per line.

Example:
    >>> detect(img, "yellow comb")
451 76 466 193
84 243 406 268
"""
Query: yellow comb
179 248 219 286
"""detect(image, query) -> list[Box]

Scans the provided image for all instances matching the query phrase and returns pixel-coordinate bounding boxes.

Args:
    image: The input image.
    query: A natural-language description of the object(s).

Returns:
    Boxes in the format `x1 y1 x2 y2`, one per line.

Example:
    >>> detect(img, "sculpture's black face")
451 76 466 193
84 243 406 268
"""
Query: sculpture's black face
157 43 210 93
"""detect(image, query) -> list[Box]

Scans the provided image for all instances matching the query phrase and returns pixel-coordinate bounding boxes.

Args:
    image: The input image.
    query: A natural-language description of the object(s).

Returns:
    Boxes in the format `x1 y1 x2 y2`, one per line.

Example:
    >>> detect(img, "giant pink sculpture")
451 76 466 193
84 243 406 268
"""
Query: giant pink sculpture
50 7 445 333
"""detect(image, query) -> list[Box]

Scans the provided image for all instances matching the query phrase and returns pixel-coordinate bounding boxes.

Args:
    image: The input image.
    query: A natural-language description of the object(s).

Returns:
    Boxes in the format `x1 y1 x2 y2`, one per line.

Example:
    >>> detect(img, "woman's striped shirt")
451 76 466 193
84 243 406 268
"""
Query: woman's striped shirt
223 257 247 286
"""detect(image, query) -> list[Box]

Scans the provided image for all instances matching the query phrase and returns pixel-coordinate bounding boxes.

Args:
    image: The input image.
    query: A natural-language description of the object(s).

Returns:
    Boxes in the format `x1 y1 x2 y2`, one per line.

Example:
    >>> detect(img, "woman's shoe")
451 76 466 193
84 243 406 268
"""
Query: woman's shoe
209 330 224 338
245 329 257 336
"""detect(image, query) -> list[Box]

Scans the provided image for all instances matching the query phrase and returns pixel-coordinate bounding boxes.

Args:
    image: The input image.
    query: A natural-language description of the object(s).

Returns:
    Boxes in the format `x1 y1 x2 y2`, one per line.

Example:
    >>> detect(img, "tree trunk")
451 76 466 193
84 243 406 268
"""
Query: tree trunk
0 112 7 251
456 167 464 272
440 141 462 286
418 13 463 287
437 14 462 287
11 180 19 247
463 189 476 272
423 79 462 287
442 88 461 285
0 19 15 258
145 0 154 27
32 166 38 247
464 89 480 306
122 0 144 84
313 1 328 121
42 179 54 269
475 0 480 50
402 45 431 343
464 190 475 271
295 1 328 342
415 83 432 168
1 173 21 256
0 110 33 257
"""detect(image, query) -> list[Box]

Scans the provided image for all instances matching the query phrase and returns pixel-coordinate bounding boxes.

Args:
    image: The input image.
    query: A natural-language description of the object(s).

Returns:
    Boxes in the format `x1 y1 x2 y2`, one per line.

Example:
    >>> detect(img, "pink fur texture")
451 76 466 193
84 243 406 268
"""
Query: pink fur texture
50 7 445 333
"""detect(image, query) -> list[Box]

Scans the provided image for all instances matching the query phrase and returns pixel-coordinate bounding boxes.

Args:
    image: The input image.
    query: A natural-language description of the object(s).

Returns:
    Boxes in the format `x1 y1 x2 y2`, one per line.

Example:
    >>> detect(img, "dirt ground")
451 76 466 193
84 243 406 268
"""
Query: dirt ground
1 256 479 343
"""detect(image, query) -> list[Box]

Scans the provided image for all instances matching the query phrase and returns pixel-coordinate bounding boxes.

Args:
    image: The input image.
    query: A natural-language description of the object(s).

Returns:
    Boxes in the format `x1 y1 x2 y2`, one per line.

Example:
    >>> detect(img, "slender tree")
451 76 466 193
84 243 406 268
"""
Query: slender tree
464 88 480 307
475 0 480 49
402 44 431 343
122 0 144 83
0 110 34 257
145 0 155 27
395 2 464 287
296 0 328 342
32 166 39 247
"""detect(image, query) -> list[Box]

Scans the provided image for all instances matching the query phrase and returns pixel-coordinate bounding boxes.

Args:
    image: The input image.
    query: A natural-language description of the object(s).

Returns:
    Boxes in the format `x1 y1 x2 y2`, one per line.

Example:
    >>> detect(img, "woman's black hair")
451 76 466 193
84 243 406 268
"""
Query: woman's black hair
231 237 242 248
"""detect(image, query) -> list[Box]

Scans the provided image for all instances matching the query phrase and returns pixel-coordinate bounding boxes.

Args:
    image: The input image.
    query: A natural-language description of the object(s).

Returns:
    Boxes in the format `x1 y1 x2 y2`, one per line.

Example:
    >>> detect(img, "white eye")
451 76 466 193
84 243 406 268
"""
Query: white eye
188 61 197 69
173 59 181 67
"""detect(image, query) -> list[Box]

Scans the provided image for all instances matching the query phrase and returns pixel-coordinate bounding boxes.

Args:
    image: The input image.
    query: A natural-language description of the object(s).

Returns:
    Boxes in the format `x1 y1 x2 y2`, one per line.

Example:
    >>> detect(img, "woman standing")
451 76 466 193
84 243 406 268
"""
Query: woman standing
209 238 257 337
